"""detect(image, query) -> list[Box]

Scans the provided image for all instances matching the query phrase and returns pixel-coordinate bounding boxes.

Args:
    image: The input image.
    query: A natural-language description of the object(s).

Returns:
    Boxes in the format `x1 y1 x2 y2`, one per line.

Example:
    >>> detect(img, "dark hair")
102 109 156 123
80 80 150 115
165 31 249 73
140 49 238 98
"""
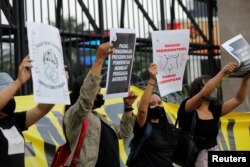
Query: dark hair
146 91 161 122
152 91 161 99
189 75 211 98
148 91 175 142
65 75 86 112
130 91 176 149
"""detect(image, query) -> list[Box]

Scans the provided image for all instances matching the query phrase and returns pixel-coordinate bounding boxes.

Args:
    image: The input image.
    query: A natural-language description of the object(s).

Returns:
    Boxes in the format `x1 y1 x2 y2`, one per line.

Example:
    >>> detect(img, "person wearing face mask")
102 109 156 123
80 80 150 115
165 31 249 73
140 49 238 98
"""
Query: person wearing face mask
127 63 176 167
62 42 137 167
177 62 250 167
0 56 54 167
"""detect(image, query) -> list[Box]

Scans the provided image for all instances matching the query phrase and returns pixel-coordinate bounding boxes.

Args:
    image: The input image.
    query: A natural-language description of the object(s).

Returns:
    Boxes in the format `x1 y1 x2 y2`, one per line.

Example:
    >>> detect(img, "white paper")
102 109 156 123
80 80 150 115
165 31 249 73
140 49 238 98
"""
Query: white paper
221 34 250 76
27 22 70 104
0 126 24 155
105 28 136 99
152 29 190 97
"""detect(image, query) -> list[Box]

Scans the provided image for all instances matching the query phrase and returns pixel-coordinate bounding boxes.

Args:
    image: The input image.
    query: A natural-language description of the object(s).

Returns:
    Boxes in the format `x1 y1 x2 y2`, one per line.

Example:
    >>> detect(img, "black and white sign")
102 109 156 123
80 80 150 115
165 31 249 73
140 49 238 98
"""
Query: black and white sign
222 34 250 77
105 28 136 99
27 22 70 104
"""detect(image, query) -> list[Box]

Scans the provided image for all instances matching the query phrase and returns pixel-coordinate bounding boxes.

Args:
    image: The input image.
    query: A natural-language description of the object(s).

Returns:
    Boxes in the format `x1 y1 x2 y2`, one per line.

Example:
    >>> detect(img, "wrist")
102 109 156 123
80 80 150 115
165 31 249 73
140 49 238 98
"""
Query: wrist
148 79 156 86
124 103 133 112
219 70 228 77
124 107 133 112
94 58 104 65
14 79 23 89
124 102 132 108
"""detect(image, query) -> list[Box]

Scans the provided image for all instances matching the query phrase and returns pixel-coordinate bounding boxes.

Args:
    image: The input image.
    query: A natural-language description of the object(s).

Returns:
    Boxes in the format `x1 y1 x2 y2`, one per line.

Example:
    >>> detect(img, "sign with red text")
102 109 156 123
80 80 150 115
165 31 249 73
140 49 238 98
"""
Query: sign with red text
152 29 190 97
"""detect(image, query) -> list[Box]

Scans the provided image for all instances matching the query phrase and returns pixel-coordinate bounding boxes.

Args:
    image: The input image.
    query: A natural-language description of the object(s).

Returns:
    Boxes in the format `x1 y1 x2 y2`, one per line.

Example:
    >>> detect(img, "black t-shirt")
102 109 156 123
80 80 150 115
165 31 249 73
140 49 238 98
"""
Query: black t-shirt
0 112 27 167
95 120 120 167
131 121 175 167
177 99 221 149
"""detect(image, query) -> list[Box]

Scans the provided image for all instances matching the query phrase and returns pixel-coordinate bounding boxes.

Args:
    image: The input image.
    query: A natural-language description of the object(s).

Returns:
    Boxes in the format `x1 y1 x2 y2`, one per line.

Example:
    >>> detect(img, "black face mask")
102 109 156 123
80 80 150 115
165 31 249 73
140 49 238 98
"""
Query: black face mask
94 94 105 109
1 98 16 116
148 106 166 120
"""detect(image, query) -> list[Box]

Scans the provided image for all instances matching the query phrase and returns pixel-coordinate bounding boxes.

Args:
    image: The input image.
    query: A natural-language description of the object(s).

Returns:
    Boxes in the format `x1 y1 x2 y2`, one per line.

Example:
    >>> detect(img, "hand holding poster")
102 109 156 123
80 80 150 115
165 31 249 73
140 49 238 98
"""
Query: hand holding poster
27 22 70 104
105 28 136 99
221 34 250 77
152 29 190 97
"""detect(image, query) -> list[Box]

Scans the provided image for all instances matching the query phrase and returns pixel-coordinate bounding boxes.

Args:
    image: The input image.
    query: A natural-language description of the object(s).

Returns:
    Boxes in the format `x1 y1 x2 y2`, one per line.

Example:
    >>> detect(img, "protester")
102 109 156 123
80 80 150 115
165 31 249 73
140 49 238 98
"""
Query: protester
177 62 250 167
63 42 137 167
127 63 176 167
0 56 54 167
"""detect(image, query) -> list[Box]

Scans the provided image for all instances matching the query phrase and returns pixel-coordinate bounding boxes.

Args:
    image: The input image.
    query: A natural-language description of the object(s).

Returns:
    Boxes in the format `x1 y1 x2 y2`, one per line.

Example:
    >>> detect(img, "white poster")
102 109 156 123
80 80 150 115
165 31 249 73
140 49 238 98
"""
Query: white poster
152 29 190 97
221 34 250 76
27 22 70 104
105 28 136 99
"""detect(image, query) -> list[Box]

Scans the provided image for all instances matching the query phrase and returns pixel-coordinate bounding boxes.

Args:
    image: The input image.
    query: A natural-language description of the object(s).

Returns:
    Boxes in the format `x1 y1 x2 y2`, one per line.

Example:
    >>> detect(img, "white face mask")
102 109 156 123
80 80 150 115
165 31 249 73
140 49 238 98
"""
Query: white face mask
207 89 217 101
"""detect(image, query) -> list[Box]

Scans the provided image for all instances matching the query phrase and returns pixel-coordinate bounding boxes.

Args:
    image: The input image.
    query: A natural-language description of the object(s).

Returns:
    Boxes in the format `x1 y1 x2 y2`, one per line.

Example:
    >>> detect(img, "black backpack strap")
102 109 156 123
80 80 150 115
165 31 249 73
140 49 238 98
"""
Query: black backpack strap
132 123 153 158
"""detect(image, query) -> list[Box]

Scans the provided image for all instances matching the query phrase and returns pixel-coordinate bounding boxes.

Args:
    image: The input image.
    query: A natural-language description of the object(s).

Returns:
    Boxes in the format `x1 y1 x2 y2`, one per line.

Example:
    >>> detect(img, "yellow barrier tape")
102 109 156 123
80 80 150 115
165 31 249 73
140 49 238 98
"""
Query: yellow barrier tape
13 86 250 167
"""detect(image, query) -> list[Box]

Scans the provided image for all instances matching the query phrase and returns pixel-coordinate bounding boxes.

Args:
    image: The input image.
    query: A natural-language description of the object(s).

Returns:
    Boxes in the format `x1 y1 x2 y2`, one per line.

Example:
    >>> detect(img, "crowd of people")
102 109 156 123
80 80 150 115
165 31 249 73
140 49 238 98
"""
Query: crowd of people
0 41 249 167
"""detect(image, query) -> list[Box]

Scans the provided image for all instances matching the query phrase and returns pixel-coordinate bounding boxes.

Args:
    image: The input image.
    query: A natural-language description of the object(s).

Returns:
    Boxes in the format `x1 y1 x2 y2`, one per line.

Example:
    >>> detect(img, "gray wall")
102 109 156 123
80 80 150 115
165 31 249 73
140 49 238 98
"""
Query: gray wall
218 0 250 111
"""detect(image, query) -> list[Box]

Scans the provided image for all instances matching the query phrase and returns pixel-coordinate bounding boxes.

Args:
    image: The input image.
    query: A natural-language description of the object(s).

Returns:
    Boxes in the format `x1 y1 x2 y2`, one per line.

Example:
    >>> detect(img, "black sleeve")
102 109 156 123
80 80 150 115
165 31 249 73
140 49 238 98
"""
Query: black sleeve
13 112 27 132
177 99 193 132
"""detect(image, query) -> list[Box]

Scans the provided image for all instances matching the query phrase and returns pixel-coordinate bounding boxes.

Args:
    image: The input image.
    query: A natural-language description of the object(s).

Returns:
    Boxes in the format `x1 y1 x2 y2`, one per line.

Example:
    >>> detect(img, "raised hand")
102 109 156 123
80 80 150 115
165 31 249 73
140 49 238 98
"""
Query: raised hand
96 42 114 62
123 91 138 107
148 63 158 82
17 56 32 84
221 62 238 76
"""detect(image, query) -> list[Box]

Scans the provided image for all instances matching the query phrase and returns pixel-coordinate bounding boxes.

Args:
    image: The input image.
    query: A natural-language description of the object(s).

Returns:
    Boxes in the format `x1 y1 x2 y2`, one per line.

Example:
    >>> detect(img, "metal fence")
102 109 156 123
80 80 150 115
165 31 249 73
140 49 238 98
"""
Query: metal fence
0 0 220 101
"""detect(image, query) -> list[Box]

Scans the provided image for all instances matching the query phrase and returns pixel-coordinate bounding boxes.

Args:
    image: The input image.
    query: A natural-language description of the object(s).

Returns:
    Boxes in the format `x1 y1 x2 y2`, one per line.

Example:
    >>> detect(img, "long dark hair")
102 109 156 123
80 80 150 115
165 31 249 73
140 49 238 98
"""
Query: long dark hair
130 92 175 147
146 92 167 122
189 75 211 98
189 75 221 112
149 92 175 141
